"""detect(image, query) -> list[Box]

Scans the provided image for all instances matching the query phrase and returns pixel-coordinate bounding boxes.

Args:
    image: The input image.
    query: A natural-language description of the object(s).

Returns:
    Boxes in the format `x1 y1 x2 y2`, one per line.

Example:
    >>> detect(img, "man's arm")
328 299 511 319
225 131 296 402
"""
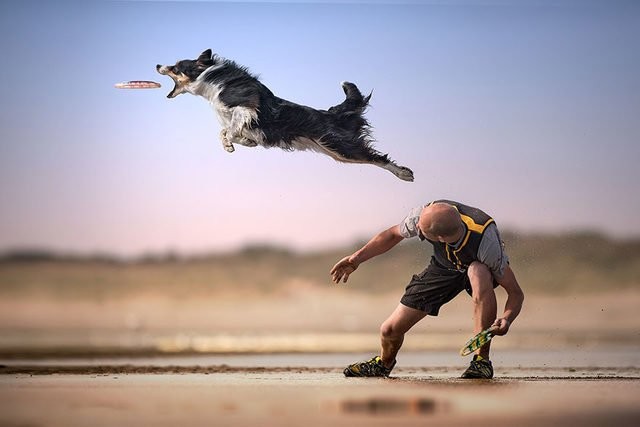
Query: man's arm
330 224 405 284
492 265 525 335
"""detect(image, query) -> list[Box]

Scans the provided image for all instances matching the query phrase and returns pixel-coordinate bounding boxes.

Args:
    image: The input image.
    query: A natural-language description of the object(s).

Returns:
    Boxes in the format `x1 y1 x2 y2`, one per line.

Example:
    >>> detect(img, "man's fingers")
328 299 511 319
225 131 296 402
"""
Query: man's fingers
330 259 356 285
489 318 510 336
331 268 350 284
492 318 510 329
330 260 348 276
330 262 345 281
332 269 345 284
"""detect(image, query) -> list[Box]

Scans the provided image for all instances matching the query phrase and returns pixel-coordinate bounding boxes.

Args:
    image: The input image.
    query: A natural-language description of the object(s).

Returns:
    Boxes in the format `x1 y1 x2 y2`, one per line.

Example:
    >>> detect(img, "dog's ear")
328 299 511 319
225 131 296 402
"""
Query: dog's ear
197 49 213 65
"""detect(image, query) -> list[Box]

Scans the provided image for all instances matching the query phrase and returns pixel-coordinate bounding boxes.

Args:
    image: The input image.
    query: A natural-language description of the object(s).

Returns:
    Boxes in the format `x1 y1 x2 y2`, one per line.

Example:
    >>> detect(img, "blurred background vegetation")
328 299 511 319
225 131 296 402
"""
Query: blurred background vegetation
2 231 638 300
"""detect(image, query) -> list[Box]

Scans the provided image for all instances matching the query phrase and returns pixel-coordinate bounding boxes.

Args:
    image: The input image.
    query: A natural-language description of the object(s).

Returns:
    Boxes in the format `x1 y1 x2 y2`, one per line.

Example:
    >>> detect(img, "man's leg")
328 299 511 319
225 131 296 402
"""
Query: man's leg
379 303 427 368
344 303 427 377
344 262 463 378
460 261 497 379
467 261 497 359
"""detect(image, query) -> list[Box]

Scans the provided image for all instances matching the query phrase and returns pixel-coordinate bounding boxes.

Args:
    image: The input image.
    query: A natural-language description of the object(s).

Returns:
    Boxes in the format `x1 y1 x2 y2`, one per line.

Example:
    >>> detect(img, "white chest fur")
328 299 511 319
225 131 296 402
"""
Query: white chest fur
191 82 231 127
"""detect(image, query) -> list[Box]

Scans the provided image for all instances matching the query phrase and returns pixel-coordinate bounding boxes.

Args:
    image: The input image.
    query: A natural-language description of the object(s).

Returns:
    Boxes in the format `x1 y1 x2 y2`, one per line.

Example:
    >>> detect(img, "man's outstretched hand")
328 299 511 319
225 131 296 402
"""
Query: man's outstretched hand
330 256 358 284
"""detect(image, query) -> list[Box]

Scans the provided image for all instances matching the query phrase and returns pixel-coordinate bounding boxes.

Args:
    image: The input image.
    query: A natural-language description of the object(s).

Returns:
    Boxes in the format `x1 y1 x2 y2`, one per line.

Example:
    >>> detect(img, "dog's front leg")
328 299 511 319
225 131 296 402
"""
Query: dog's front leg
219 128 235 153
232 128 259 147
227 107 259 147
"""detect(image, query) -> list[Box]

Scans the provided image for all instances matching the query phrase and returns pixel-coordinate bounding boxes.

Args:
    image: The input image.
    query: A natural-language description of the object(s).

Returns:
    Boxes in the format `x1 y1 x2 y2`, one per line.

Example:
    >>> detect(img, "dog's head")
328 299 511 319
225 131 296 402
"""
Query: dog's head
156 49 216 98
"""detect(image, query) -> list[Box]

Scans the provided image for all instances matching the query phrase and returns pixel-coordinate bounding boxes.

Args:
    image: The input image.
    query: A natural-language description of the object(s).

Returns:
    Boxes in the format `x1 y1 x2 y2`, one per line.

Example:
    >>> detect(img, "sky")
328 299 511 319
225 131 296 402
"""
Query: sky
0 0 638 256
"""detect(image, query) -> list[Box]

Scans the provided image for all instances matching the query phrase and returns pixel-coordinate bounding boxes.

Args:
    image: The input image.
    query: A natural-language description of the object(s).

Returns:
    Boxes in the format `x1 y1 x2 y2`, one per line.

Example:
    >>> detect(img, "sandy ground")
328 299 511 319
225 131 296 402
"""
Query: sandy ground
1 292 639 425
2 367 639 427
2 291 639 357
2 351 639 427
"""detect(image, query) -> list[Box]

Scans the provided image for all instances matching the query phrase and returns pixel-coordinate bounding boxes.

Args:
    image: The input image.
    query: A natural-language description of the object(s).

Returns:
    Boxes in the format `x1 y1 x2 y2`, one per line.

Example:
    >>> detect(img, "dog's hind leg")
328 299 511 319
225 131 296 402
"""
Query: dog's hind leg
356 157 414 182
319 137 415 182
378 161 415 182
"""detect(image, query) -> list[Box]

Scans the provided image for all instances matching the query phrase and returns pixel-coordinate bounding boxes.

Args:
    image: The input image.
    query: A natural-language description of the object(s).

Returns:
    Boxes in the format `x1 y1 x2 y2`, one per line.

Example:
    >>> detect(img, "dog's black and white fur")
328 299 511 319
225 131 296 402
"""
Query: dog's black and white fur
157 49 414 181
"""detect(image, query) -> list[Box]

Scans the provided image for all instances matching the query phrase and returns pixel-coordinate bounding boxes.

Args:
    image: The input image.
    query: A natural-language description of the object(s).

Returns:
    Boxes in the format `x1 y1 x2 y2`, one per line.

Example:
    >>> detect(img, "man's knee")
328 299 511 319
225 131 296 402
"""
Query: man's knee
467 262 494 300
380 304 426 338
380 320 403 339
380 321 395 339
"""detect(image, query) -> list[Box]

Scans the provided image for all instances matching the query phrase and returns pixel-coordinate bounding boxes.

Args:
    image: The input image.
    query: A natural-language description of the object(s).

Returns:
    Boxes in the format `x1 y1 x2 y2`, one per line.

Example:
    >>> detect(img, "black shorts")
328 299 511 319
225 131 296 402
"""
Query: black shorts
399 257 497 316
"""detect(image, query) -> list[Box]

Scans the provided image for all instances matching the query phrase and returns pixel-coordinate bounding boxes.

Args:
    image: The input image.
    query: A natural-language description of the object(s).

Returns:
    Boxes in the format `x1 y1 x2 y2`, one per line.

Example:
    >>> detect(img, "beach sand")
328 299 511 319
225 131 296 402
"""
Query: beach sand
2 351 640 427
2 365 639 427
1 291 639 426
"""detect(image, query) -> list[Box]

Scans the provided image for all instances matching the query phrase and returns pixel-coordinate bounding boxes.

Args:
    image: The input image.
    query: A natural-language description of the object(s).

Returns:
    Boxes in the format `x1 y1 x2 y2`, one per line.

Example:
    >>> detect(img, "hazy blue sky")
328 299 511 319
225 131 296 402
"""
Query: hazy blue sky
0 0 638 255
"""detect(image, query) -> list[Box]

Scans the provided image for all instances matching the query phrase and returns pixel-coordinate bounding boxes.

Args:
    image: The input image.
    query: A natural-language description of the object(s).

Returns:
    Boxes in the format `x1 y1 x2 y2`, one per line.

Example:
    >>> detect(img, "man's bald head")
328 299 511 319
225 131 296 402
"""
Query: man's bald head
418 203 463 242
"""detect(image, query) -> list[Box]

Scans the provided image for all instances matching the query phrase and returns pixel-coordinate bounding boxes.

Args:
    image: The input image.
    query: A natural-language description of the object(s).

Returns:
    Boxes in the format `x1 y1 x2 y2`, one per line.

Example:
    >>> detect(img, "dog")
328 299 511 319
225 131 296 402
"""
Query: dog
157 49 414 181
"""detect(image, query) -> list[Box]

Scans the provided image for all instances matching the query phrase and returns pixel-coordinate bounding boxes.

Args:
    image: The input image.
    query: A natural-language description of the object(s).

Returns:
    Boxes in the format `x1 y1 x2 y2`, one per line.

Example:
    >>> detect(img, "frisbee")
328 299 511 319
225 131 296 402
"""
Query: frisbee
114 80 161 89
459 327 497 356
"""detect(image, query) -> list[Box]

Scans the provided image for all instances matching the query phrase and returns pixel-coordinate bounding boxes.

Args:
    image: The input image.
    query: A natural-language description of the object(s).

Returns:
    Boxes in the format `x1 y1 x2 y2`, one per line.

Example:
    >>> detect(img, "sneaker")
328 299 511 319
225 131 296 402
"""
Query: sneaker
461 355 493 379
344 356 395 377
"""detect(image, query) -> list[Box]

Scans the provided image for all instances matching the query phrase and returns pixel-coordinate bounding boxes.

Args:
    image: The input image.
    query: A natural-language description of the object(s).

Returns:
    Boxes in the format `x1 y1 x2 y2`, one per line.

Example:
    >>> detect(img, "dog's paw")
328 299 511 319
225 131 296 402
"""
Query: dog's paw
396 166 415 182
219 130 235 152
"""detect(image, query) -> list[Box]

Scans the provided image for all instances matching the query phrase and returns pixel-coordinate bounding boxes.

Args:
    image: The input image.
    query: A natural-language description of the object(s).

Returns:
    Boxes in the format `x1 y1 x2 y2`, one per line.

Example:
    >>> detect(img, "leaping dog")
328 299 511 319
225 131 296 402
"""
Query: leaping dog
157 49 414 182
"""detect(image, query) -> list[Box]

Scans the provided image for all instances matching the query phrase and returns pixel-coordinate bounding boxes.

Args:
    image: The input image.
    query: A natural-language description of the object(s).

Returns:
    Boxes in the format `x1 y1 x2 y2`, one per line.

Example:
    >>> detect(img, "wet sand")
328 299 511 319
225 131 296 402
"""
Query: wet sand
2 370 639 427
2 352 639 427
2 292 639 425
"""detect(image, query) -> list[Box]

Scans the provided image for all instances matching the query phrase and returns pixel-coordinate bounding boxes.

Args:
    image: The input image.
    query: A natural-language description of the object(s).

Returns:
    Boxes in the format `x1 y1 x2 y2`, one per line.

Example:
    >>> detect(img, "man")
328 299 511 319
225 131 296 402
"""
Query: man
330 199 524 379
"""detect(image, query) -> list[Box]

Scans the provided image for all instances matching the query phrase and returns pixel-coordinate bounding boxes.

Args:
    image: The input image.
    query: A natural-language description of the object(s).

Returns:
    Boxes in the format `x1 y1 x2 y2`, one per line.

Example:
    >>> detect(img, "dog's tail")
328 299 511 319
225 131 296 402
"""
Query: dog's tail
328 81 371 115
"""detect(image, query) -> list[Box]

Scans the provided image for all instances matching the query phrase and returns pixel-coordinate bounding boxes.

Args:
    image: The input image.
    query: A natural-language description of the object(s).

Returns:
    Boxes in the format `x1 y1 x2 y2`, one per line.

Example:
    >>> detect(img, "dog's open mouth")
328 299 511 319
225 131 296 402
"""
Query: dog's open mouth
156 64 185 99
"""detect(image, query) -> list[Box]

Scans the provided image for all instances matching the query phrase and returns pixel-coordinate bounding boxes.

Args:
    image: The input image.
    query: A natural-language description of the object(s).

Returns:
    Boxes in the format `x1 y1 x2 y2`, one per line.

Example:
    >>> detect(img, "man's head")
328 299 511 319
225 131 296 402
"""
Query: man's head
417 203 464 243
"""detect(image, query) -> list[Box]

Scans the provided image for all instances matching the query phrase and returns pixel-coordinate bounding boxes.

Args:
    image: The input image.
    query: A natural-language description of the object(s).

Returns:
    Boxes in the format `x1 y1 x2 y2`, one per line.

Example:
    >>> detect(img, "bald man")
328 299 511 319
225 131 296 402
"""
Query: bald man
331 199 524 379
